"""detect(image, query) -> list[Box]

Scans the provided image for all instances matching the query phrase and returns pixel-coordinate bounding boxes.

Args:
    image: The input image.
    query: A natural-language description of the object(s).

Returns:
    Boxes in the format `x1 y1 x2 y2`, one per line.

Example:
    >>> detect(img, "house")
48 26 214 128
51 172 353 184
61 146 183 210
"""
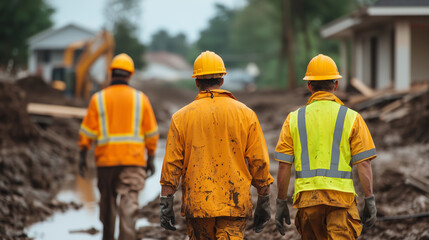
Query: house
143 51 192 82
321 0 429 91
27 23 96 82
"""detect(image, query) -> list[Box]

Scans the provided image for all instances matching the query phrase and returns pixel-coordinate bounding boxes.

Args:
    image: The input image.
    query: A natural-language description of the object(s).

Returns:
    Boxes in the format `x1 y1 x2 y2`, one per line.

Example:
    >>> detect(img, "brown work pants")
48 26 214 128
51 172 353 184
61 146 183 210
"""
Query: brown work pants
295 204 362 240
186 217 248 240
97 166 146 240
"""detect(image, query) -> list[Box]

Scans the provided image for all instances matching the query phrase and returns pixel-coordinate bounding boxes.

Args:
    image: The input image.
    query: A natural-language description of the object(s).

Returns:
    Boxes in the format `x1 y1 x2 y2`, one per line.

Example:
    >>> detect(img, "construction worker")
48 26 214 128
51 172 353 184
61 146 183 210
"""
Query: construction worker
78 53 159 240
275 54 377 239
159 51 274 239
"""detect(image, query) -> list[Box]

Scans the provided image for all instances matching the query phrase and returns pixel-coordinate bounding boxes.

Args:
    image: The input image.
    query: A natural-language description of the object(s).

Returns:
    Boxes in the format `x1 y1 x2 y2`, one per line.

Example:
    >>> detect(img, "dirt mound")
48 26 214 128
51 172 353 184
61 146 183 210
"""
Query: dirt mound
15 76 85 107
0 81 81 239
0 82 39 146
351 90 429 148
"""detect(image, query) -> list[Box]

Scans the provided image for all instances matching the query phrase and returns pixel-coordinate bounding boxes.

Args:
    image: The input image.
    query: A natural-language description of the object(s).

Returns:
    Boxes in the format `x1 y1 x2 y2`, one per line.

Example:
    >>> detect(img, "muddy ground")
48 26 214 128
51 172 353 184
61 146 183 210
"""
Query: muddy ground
1 76 429 239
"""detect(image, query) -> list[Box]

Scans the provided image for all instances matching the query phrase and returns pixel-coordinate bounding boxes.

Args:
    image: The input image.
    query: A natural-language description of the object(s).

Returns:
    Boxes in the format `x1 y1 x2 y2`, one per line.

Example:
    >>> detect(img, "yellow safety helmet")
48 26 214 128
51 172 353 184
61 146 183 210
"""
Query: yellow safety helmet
110 53 135 75
303 54 342 81
192 51 226 78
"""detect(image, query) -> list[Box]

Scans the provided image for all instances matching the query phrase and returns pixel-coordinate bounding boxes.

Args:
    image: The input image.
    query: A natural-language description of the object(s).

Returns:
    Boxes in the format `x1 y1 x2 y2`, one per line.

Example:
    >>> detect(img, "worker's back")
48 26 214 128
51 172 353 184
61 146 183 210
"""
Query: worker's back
163 89 270 218
80 83 158 167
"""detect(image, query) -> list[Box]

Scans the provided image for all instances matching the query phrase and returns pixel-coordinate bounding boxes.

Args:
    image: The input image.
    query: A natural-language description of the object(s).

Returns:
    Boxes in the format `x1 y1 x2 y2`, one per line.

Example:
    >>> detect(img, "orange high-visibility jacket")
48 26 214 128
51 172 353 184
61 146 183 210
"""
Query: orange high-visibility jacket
78 83 159 167
160 89 274 218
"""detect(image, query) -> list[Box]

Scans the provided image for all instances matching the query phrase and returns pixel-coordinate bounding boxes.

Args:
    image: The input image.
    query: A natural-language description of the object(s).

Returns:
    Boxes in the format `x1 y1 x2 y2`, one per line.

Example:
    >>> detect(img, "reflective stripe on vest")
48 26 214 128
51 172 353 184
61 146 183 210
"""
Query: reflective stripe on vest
96 89 144 146
296 105 352 179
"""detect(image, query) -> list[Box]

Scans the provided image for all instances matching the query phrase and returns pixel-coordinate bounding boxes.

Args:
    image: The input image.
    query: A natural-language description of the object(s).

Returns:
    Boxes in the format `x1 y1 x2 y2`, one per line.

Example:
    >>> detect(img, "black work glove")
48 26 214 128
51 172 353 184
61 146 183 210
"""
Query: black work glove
275 198 291 235
146 155 155 177
253 195 271 233
160 195 176 231
361 195 377 230
78 150 87 177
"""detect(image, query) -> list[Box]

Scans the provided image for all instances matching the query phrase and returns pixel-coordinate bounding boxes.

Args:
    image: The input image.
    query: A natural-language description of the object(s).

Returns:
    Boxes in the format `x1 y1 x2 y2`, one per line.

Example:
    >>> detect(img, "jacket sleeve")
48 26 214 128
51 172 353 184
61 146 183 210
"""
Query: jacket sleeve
78 94 99 150
274 114 294 164
160 117 184 188
349 113 376 165
141 94 159 156
245 112 274 188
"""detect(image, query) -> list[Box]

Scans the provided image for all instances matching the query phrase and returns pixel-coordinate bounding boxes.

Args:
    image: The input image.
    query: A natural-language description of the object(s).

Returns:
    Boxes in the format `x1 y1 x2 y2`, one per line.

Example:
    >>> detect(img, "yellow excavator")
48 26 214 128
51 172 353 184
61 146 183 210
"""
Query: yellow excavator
51 30 115 99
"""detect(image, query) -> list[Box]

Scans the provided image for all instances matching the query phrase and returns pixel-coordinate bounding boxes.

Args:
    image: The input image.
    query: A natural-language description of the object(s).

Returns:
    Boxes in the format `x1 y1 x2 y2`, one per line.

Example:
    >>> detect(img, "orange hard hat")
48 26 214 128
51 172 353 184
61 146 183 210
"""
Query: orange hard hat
192 51 226 78
303 54 342 81
110 53 135 75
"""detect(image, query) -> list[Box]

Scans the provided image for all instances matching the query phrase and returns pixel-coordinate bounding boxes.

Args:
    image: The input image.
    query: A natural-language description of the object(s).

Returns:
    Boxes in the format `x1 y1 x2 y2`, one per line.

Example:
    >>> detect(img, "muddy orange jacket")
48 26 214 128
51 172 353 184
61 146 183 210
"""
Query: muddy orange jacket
160 89 273 218
78 83 158 167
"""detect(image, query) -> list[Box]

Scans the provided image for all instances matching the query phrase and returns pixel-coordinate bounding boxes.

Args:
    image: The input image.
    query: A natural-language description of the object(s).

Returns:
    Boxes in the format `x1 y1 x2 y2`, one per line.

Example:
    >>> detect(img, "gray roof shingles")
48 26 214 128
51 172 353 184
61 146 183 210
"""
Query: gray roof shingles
373 0 429 7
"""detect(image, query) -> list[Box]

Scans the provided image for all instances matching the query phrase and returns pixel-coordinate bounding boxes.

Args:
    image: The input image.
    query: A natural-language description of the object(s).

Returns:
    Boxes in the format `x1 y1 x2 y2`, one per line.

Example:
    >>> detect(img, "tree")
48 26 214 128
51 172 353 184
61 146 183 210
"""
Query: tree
104 0 145 69
113 20 145 69
149 30 189 57
196 4 237 67
0 0 53 68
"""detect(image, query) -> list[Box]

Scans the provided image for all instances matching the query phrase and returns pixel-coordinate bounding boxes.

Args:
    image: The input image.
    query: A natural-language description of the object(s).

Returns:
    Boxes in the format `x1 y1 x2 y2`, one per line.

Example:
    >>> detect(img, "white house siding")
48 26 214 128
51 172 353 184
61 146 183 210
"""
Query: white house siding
411 23 429 83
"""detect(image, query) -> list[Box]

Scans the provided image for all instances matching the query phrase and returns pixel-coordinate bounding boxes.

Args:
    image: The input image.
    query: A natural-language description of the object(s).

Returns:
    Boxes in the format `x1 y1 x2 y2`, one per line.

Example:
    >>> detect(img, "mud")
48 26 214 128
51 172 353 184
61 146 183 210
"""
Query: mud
0 80 82 239
2 76 429 239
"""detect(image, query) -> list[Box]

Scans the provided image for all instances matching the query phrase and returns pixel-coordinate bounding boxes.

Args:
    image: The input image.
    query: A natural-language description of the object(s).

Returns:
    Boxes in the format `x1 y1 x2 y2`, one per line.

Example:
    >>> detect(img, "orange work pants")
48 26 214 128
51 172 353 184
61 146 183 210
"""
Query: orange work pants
186 216 248 240
295 204 362 240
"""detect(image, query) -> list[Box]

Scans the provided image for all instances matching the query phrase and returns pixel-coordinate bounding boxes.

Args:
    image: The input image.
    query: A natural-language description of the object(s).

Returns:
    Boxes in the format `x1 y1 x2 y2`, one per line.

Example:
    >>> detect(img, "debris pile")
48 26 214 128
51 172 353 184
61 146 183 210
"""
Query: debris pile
0 80 81 239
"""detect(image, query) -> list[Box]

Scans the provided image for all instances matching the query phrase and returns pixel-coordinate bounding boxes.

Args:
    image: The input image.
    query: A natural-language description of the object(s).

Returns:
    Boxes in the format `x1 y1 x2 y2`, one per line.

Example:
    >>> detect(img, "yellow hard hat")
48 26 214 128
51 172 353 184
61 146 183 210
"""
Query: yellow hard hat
192 51 226 78
303 54 342 81
110 53 135 75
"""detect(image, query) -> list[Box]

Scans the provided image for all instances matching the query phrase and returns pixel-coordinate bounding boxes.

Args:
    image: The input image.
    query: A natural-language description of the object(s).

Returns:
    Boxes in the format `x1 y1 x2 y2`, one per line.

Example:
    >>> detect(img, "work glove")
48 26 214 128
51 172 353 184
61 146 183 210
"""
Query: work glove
253 195 271 233
275 198 291 235
146 155 155 177
361 195 377 230
160 195 176 231
78 150 87 177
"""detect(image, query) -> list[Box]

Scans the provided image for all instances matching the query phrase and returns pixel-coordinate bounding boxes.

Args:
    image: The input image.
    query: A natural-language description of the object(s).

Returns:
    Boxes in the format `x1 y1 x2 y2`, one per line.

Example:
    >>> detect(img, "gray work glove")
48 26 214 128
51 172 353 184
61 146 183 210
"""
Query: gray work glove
160 195 176 231
253 195 271 233
78 150 87 177
275 198 291 235
361 195 377 230
146 155 155 177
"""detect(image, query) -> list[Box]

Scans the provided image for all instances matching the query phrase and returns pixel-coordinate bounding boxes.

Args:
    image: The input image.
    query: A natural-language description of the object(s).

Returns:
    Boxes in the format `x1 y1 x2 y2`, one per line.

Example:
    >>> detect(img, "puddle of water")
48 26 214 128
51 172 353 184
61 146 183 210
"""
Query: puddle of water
27 141 165 240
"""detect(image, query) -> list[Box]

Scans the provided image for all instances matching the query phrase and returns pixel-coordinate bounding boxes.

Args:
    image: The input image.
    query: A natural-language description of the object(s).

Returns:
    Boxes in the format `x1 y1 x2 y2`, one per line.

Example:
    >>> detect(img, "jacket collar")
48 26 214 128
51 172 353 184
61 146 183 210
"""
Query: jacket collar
110 80 129 86
195 89 237 100
306 91 344 105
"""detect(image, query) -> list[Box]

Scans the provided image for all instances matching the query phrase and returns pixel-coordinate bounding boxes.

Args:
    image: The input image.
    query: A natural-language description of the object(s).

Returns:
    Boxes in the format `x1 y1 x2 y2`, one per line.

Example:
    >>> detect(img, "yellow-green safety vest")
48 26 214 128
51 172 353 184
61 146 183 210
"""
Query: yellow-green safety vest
287 101 360 200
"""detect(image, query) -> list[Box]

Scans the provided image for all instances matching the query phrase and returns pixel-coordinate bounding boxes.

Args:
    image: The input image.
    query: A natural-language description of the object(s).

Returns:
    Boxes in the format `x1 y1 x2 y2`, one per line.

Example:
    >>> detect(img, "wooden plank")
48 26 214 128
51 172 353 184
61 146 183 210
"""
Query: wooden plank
380 107 409 123
351 78 375 97
27 102 87 119
405 175 429 194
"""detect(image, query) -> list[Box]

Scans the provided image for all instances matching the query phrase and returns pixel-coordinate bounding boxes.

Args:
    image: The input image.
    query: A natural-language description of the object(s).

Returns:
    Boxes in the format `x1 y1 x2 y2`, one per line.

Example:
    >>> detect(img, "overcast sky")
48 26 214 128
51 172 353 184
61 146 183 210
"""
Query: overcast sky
47 0 245 44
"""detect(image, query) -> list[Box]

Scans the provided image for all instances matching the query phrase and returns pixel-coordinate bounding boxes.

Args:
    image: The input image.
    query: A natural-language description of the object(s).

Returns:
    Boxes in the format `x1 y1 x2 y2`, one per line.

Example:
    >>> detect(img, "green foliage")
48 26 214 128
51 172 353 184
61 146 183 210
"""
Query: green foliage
112 19 145 69
193 0 360 89
149 30 189 57
196 4 237 67
104 0 145 69
0 0 53 68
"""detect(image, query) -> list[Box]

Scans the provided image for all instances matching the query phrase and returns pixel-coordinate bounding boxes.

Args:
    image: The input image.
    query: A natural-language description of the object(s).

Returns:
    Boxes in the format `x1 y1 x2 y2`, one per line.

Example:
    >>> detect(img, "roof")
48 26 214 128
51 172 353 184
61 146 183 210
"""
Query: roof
373 0 429 7
321 0 429 39
145 52 191 71
28 23 96 50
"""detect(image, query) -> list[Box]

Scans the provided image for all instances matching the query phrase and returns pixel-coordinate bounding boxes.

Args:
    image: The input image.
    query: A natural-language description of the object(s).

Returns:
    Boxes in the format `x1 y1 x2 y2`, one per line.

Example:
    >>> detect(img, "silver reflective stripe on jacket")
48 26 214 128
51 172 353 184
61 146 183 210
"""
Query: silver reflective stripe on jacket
296 105 352 179
96 89 144 146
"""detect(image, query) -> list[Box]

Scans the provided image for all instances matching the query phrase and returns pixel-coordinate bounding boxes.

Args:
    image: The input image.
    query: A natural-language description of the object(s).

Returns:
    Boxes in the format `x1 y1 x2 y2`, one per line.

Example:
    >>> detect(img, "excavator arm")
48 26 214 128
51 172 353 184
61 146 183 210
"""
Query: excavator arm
74 30 115 99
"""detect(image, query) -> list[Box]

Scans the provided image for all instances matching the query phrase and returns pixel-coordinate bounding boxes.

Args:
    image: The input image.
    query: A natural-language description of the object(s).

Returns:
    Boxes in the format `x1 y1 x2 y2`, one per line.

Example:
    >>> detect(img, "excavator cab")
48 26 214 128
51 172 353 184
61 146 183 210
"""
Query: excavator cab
52 66 75 96
51 30 115 99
